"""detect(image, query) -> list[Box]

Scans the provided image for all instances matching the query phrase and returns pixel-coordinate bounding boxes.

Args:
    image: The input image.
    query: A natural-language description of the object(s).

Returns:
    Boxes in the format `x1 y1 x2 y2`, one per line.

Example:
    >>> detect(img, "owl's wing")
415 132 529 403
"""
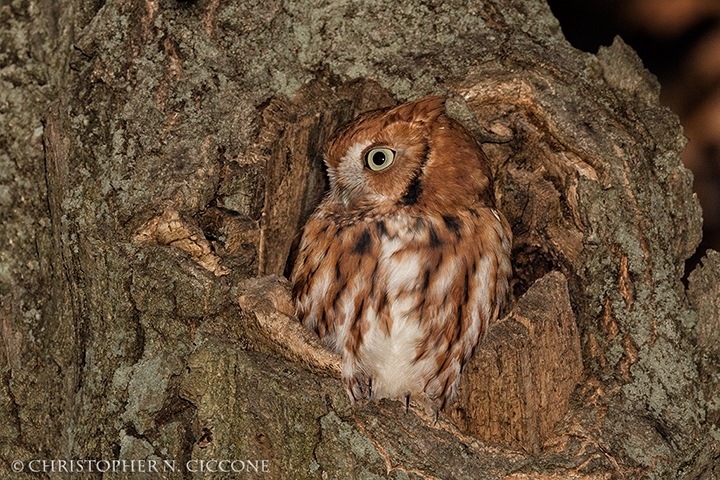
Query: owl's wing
408 207 512 408
291 212 382 351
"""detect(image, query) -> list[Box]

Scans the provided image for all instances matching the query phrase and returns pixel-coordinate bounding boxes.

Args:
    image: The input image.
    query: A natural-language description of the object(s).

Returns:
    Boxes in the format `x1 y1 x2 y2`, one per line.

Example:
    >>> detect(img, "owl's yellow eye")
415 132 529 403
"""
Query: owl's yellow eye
365 148 395 172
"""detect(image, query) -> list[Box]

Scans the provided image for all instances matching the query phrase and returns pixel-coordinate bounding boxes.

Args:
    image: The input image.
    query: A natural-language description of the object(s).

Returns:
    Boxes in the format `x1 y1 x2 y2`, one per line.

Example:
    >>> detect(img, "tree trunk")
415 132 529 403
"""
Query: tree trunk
2 0 719 478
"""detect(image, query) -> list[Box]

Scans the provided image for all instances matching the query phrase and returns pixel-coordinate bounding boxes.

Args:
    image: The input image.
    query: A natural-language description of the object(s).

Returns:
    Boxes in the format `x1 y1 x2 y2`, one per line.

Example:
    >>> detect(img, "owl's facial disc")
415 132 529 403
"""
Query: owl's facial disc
365 147 396 172
331 140 376 207
330 120 429 210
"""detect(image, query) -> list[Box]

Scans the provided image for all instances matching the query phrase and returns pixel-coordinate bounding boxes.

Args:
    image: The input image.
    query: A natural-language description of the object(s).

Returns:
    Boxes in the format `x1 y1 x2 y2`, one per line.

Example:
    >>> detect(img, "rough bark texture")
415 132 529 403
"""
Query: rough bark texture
450 271 583 452
1 0 719 478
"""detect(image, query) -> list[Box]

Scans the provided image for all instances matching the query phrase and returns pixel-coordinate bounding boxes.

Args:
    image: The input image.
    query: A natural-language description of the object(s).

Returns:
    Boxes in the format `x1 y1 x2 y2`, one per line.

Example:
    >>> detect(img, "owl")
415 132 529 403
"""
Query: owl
290 96 512 411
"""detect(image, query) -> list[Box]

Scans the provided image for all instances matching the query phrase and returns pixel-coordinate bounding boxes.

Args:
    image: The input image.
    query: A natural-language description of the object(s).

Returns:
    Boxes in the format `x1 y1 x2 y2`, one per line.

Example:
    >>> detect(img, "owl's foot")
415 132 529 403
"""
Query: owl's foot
344 372 373 402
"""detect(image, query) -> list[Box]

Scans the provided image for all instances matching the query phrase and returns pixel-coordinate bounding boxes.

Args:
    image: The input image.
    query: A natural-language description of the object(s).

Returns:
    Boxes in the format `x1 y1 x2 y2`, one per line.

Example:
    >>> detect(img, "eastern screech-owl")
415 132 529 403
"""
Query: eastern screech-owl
291 96 512 411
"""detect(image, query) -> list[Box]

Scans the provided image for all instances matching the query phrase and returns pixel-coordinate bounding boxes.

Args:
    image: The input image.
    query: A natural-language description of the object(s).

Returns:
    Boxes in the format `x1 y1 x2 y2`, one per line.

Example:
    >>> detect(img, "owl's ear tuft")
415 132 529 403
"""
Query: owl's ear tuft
387 96 445 125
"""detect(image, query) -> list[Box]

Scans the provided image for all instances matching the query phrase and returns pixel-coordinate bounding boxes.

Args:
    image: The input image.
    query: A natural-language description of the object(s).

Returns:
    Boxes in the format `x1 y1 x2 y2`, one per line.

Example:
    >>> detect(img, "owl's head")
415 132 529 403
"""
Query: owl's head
323 96 493 214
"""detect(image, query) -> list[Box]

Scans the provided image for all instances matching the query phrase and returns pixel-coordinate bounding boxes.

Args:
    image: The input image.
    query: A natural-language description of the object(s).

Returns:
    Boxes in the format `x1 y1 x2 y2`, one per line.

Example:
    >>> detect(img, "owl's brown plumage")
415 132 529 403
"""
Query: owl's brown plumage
291 96 512 410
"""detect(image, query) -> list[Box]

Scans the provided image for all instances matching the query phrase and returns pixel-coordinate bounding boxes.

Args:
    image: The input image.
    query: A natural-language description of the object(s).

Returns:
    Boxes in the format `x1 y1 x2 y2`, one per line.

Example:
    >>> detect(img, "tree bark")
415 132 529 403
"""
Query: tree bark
1 0 719 478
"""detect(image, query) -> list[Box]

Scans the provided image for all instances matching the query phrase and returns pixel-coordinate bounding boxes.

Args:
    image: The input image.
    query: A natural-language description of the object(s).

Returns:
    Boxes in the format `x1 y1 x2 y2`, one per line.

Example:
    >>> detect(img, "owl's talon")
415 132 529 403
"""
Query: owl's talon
405 394 410 413
345 371 374 402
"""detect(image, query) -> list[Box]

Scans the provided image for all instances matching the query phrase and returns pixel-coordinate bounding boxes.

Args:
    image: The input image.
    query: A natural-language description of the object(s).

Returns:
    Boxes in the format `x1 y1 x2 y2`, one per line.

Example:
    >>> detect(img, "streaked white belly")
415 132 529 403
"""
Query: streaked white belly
359 312 425 399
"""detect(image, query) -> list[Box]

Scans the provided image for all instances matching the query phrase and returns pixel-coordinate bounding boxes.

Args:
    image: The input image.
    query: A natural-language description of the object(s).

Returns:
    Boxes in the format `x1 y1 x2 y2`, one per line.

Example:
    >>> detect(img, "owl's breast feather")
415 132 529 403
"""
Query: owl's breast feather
360 307 428 399
359 235 431 398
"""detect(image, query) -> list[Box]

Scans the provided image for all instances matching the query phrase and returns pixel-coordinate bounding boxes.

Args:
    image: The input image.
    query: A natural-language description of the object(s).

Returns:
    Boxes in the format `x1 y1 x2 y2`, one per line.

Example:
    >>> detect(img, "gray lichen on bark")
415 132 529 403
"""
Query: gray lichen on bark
1 0 719 478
